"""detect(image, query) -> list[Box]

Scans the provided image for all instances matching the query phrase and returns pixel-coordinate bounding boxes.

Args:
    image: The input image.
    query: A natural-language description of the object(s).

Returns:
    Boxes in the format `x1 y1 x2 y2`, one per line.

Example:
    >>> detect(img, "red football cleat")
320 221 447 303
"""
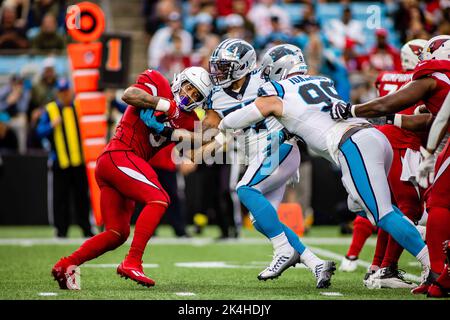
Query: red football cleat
51 257 80 290
117 260 155 287
411 282 430 295
411 271 438 295
427 283 450 298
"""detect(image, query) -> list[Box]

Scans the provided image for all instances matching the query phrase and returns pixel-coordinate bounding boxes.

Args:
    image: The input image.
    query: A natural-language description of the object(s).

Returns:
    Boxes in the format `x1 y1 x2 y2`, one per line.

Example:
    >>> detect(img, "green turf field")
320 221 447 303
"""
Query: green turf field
0 225 443 300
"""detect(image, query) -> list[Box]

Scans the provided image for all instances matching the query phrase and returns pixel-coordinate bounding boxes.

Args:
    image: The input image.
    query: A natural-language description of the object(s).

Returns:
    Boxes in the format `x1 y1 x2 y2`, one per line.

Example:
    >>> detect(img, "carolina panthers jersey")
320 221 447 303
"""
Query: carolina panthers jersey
258 75 369 164
207 69 284 162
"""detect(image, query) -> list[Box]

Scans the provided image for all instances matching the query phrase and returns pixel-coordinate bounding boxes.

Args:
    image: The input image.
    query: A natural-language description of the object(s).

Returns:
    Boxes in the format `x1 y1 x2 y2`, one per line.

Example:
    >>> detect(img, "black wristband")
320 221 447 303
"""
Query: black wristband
385 114 395 125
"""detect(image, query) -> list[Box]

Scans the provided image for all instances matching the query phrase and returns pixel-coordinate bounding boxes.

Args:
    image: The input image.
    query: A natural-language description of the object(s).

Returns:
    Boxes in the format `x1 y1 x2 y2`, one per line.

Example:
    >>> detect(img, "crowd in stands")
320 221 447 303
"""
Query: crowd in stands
0 0 67 152
144 0 450 103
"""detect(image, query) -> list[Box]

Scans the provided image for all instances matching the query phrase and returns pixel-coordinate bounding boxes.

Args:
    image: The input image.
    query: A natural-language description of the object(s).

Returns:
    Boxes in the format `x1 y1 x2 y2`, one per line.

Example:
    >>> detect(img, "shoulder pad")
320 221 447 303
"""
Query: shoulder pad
413 60 450 80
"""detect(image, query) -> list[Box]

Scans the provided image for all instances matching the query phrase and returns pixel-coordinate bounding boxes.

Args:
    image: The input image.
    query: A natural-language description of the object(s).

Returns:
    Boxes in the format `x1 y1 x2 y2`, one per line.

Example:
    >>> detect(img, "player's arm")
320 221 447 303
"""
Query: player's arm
330 78 436 119
416 92 450 188
388 113 434 132
122 86 160 109
424 91 450 154
121 86 176 115
218 96 283 131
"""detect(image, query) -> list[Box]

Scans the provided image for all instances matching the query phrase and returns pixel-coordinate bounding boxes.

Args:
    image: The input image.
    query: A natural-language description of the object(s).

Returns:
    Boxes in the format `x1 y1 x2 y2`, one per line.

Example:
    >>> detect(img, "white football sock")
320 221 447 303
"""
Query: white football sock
270 232 291 254
300 248 323 271
416 246 430 268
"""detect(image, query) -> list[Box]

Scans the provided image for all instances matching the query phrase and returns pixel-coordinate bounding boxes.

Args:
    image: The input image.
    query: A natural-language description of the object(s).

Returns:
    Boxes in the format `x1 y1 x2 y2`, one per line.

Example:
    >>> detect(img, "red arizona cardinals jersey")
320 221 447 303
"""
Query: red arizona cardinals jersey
413 59 450 121
105 69 198 160
375 70 423 149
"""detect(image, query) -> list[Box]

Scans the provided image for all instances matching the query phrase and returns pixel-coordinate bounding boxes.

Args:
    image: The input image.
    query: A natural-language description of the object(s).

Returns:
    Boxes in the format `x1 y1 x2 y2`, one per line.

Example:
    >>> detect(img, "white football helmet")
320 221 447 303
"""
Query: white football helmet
261 44 308 81
401 39 427 71
209 38 256 88
420 35 450 61
171 66 212 111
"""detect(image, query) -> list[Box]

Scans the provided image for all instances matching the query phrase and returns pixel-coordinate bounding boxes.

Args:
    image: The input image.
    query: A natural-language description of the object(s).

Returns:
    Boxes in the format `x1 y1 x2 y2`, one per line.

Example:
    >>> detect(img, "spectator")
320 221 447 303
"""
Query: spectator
192 12 214 50
324 5 365 51
0 74 30 153
259 15 292 50
143 0 177 36
438 7 450 35
247 0 291 38
362 28 402 72
36 78 93 238
158 32 192 78
0 4 29 49
406 6 429 41
298 2 317 28
148 11 193 69
0 74 30 118
30 57 58 113
216 0 252 17
190 33 221 69
231 0 255 40
28 0 62 29
303 21 323 76
222 14 252 43
2 0 31 29
28 57 58 149
31 13 65 52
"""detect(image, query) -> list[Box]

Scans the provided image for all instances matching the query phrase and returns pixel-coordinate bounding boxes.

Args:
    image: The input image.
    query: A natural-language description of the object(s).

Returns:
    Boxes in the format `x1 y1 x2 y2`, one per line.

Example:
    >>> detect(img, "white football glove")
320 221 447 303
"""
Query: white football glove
416 146 436 189
329 101 353 120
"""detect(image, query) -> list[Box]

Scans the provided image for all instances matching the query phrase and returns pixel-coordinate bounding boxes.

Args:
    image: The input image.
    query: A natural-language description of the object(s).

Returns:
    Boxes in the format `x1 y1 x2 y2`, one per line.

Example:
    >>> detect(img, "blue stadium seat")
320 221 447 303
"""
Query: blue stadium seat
0 55 68 77
279 3 306 25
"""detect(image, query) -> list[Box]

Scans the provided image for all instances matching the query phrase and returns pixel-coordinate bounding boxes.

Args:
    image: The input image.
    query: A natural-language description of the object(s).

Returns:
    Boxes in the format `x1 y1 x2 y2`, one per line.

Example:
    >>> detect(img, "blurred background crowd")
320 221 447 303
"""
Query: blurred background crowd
0 0 448 239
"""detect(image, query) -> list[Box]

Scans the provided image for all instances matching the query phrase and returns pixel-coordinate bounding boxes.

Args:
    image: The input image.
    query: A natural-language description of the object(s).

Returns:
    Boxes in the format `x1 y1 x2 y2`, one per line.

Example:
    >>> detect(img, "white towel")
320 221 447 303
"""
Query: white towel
400 148 421 183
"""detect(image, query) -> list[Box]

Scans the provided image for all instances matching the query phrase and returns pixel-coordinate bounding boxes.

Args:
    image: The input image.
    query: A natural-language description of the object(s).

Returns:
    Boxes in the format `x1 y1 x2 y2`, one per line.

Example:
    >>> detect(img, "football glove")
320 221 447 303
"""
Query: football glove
140 109 164 133
330 101 353 120
416 146 436 189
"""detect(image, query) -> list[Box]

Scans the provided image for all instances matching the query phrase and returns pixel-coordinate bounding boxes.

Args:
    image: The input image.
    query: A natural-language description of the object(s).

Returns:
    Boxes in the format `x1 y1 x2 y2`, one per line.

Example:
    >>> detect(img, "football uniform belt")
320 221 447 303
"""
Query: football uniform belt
338 123 373 149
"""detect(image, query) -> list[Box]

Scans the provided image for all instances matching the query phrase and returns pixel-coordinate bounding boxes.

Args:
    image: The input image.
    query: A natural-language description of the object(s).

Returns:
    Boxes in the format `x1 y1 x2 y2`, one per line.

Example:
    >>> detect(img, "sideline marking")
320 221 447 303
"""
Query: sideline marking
38 292 58 296
320 292 343 297
175 292 196 296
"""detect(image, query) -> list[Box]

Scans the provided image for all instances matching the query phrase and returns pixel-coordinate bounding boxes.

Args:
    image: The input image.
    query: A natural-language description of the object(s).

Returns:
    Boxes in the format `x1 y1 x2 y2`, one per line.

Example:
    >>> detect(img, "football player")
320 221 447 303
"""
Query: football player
330 35 450 297
343 39 428 290
51 67 211 289
218 44 430 290
208 40 336 287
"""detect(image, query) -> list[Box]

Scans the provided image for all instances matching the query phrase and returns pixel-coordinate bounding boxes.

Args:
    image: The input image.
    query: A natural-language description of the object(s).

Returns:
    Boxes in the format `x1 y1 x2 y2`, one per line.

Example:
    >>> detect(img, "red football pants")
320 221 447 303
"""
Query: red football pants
67 150 170 266
95 151 170 235
426 139 450 274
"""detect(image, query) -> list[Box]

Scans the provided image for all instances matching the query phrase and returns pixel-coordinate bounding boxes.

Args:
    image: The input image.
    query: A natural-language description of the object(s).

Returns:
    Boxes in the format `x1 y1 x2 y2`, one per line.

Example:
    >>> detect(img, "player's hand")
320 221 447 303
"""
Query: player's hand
329 101 353 120
140 109 164 134
416 146 436 189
